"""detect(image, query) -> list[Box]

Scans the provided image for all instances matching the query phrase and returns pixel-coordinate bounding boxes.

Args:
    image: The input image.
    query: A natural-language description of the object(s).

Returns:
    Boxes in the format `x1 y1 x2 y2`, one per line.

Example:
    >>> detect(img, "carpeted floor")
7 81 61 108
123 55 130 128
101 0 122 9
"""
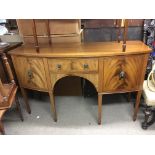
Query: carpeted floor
2 93 155 135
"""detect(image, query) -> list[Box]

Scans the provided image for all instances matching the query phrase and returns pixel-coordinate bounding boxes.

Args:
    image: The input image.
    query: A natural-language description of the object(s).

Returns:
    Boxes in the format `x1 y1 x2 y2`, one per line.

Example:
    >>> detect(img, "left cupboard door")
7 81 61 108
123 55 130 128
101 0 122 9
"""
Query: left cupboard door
12 56 48 91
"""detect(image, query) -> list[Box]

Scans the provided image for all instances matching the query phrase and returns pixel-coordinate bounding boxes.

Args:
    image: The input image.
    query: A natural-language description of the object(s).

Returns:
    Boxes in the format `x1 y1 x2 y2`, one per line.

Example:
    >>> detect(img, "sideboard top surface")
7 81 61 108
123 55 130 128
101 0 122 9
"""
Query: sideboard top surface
9 41 152 58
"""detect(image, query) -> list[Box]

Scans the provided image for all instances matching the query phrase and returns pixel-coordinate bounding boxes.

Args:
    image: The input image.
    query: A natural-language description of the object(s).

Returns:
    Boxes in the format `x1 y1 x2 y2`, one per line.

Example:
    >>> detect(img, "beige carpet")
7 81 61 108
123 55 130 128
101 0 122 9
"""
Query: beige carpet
2 93 155 135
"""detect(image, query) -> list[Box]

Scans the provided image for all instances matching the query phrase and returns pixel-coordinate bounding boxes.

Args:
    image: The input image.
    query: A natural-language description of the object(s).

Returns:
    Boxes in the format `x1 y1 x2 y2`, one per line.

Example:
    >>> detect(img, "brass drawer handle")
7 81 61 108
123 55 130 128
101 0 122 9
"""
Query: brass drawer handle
83 64 89 70
119 71 125 80
27 70 33 79
56 64 61 70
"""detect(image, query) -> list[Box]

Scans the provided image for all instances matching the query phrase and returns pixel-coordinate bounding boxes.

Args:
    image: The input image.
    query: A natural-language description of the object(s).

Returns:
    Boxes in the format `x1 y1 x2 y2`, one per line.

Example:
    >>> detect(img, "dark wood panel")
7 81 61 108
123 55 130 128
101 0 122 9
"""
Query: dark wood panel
54 76 82 96
83 19 144 28
83 19 116 28
128 19 144 26
84 27 143 42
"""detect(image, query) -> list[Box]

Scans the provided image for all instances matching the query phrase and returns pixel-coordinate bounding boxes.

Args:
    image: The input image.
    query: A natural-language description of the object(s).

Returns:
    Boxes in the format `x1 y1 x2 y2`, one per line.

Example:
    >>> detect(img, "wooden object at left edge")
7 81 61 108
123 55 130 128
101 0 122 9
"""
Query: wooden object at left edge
0 42 23 82
0 53 24 134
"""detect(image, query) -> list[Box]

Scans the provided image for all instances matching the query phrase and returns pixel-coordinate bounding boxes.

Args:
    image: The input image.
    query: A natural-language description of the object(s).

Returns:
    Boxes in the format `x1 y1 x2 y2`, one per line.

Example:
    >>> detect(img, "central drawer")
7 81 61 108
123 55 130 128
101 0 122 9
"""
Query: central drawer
48 58 98 73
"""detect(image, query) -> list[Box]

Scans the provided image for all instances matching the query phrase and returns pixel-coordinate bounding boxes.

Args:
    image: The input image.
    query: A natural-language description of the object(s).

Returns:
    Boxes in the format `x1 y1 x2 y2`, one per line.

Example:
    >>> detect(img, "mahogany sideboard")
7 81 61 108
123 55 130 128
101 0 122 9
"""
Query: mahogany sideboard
9 41 151 124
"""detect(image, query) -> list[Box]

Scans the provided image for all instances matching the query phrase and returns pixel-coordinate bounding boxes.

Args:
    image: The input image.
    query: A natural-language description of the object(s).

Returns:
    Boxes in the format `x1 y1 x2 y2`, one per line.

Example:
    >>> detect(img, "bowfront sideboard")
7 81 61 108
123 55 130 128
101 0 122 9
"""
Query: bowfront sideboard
9 41 151 124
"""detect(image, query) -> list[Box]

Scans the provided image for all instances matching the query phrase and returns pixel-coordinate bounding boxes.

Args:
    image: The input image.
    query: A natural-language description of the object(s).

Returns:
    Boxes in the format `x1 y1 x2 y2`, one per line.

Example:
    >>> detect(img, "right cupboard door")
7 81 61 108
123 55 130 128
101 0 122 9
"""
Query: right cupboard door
102 54 149 93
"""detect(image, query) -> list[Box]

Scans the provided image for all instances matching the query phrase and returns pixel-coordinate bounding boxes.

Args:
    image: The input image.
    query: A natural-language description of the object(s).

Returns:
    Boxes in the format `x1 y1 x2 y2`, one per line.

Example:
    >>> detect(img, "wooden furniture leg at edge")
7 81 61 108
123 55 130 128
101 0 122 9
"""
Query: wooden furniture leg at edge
133 90 142 121
0 121 5 135
20 87 31 114
49 91 57 122
127 92 131 102
15 96 24 121
98 93 102 125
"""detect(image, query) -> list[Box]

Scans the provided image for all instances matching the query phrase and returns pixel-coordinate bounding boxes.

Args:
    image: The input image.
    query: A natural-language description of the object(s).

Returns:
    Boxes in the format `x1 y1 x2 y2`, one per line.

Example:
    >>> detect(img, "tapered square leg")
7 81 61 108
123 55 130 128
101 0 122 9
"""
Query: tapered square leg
127 92 131 102
49 92 57 122
133 90 142 121
0 121 5 135
20 87 31 114
98 93 102 125
15 96 24 122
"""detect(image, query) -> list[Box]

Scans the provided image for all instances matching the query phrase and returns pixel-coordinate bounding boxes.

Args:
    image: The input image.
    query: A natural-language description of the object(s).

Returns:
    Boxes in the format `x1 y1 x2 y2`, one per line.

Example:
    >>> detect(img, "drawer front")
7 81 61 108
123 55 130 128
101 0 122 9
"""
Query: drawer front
12 56 48 90
48 59 71 72
48 58 98 73
72 58 98 72
102 55 146 92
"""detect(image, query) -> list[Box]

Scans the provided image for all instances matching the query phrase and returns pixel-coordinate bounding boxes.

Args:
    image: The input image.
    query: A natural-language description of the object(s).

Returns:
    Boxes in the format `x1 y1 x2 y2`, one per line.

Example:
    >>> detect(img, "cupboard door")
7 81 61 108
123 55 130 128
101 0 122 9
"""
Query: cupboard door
103 55 146 92
12 56 48 91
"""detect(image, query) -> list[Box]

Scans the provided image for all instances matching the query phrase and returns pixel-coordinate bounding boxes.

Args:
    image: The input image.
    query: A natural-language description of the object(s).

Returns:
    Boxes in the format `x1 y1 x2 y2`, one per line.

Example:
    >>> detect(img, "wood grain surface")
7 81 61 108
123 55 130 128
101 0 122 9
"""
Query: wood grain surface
10 41 151 124
102 54 146 92
9 41 151 58
12 56 48 90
